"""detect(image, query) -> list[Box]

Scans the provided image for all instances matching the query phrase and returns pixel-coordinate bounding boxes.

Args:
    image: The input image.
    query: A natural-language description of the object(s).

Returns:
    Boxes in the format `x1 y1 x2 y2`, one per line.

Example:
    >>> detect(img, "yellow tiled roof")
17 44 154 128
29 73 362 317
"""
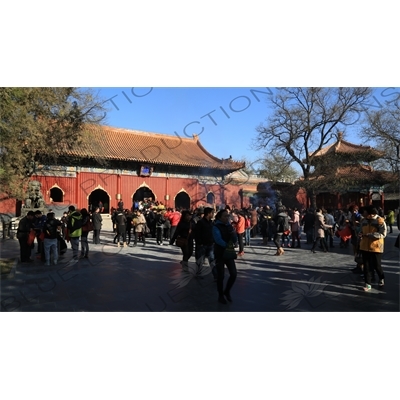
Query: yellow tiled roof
60 124 244 171
310 138 383 160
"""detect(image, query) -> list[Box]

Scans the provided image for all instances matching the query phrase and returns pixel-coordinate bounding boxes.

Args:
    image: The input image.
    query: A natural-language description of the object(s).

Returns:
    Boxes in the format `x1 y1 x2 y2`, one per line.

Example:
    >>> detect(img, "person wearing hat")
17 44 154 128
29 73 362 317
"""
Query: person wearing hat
17 211 35 262
192 207 204 224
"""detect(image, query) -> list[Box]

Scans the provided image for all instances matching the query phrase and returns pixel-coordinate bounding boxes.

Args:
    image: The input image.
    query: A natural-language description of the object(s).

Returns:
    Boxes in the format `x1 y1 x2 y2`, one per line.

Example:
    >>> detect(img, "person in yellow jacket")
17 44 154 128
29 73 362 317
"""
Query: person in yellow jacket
67 205 83 260
386 209 395 234
359 206 387 291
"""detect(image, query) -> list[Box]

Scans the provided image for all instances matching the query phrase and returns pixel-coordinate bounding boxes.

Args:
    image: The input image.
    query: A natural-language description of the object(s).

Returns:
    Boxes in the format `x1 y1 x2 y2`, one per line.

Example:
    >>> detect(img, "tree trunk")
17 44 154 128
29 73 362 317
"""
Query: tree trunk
306 187 317 209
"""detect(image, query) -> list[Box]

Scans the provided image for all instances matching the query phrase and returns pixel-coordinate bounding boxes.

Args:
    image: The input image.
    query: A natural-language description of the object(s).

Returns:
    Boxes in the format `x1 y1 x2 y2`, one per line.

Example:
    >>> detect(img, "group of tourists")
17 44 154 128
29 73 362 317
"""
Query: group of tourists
17 197 398 301
17 206 102 265
110 206 183 247
167 207 238 304
249 203 393 292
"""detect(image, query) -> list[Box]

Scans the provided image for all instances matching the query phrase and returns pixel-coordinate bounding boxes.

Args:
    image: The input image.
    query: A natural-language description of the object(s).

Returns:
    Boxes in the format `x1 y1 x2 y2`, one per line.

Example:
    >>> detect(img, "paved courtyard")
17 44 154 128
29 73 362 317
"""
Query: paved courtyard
1 229 399 312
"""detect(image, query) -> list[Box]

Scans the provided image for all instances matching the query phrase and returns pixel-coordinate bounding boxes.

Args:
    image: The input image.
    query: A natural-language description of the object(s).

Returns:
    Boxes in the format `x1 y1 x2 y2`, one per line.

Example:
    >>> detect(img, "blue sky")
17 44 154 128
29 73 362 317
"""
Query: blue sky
93 87 400 173
94 87 271 162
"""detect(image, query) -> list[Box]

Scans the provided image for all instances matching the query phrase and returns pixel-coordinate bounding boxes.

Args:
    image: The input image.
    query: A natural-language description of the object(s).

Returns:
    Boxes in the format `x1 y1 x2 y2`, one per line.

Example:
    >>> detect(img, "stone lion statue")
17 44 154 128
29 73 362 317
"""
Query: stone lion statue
24 180 46 209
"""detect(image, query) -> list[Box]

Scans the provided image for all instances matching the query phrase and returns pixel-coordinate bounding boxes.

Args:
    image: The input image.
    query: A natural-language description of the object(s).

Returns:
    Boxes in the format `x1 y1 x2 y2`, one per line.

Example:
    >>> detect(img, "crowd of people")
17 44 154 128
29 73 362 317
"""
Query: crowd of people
16 198 398 302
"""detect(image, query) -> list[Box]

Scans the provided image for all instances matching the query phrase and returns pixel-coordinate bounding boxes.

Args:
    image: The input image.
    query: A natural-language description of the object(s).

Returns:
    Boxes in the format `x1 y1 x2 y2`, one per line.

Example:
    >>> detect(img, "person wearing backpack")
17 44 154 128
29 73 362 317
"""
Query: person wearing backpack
273 206 290 256
67 205 83 260
212 209 238 304
43 212 62 266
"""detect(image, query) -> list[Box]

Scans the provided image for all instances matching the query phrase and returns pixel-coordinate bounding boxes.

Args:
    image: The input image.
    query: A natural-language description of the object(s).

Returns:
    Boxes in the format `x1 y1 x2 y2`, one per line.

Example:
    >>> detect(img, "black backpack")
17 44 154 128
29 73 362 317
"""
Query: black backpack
278 215 290 233
44 220 58 238
116 212 126 225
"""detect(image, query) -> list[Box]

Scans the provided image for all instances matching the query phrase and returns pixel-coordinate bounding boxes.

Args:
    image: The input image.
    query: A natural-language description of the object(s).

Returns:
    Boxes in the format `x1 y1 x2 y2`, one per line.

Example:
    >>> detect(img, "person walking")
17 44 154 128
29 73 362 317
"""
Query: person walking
212 209 238 304
311 208 332 253
170 210 196 270
289 208 301 248
17 211 35 263
236 210 246 256
168 208 181 242
324 209 335 248
92 207 102 244
303 209 315 245
194 207 216 278
273 207 289 256
80 208 91 258
67 206 82 260
386 209 395 234
43 212 62 265
359 206 387 291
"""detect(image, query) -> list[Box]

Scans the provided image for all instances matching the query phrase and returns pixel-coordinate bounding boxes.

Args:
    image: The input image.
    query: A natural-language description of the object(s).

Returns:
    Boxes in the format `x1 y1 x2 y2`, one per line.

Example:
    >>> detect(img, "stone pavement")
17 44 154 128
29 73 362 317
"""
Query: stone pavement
1 229 399 312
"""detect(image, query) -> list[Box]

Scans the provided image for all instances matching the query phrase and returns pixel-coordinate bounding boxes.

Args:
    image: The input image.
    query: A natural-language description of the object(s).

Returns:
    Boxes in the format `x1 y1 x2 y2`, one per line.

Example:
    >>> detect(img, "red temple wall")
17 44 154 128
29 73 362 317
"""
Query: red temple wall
1 174 303 216
0 174 248 213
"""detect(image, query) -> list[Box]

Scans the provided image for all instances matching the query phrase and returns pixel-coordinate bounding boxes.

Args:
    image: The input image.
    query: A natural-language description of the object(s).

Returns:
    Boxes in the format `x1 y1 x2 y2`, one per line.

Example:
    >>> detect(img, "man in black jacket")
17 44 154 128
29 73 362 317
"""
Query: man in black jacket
258 205 273 244
145 207 156 238
92 207 102 244
17 211 35 262
155 210 166 245
115 208 127 247
194 207 217 278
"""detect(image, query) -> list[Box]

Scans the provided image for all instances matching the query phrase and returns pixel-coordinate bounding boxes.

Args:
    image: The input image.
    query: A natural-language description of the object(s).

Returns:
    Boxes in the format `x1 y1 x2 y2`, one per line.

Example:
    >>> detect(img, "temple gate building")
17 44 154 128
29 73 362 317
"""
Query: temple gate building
1 125 250 216
306 133 395 210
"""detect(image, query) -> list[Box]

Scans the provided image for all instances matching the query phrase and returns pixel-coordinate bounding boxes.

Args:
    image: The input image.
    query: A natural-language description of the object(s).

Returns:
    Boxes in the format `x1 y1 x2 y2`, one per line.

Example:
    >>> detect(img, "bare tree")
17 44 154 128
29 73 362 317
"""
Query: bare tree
254 87 373 206
362 97 400 173
256 153 299 183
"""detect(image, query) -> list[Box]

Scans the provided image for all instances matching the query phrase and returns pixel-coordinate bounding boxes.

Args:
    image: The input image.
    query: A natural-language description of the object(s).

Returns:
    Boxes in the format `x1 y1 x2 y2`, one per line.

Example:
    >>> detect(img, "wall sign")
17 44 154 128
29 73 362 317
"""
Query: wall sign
139 165 153 177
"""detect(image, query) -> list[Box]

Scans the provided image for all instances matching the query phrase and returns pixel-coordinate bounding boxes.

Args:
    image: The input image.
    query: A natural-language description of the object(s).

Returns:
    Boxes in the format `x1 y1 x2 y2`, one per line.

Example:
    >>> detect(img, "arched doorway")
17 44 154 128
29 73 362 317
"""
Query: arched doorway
50 187 63 202
206 192 215 206
132 186 156 203
89 189 110 213
175 192 190 210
